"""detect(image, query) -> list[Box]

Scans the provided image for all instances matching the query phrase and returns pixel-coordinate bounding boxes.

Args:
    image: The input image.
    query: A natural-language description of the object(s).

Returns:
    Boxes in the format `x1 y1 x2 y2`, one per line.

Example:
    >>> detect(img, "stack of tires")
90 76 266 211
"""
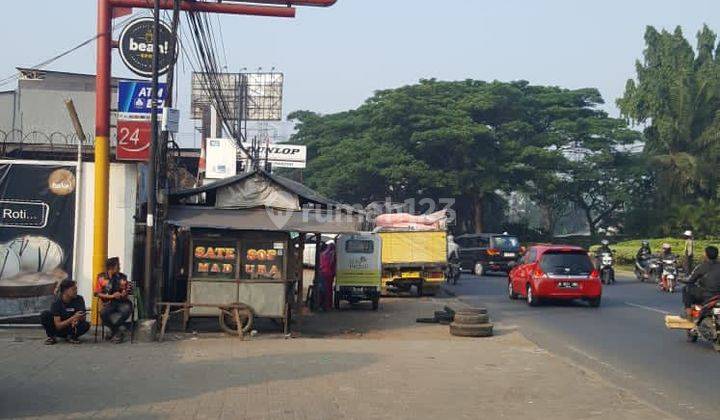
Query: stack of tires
449 307 493 337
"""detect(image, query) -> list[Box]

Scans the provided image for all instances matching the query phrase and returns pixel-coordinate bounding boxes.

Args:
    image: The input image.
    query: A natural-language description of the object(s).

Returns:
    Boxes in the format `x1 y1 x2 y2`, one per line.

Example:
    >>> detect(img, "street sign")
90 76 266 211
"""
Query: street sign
239 143 307 169
116 119 151 161
118 81 167 118
161 107 180 133
118 18 176 78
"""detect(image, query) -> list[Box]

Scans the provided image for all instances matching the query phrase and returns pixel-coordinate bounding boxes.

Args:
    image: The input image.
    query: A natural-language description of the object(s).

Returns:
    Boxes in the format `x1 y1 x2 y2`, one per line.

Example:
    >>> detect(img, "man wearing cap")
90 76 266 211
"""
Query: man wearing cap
684 230 695 273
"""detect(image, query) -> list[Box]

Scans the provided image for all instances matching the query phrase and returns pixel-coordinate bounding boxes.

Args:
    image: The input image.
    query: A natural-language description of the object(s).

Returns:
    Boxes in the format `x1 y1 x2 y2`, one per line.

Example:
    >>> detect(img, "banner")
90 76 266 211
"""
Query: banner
0 162 77 319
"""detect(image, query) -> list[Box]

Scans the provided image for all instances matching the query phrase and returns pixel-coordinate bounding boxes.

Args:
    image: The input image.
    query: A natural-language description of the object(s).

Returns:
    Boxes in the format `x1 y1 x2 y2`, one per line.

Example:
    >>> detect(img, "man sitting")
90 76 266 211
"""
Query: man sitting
95 257 133 343
682 246 720 319
40 280 89 345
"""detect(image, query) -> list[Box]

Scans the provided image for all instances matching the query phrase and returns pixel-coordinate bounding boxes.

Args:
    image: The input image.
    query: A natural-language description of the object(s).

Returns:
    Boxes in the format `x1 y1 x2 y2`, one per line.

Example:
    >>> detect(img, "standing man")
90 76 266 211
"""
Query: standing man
40 280 89 345
684 230 695 273
95 257 133 343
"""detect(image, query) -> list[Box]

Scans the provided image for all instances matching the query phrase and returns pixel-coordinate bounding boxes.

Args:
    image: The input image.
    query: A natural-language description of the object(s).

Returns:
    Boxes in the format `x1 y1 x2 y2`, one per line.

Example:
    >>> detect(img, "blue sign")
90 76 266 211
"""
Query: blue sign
118 81 168 115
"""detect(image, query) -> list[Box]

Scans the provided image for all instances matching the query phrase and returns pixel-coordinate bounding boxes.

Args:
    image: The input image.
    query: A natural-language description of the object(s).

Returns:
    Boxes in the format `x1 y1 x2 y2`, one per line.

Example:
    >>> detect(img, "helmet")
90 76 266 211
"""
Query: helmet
662 243 671 250
684 230 693 237
601 239 609 246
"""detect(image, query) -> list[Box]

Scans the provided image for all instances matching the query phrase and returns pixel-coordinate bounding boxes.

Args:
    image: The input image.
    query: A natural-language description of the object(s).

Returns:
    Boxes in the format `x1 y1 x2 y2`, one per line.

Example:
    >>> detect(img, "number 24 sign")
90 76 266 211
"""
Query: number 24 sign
116 119 151 161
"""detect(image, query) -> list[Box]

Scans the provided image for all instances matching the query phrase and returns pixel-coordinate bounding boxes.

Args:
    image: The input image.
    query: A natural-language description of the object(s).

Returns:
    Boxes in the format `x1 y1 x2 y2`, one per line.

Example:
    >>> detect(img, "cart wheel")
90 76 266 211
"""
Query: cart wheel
219 305 253 336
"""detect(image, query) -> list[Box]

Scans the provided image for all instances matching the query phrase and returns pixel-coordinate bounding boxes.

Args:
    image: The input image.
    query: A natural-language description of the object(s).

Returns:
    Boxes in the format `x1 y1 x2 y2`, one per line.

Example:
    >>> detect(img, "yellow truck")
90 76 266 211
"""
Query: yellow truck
378 230 448 296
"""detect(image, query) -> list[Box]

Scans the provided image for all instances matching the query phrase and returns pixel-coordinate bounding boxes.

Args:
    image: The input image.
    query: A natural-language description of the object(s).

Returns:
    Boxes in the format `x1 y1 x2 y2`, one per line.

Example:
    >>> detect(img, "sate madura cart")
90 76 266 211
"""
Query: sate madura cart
160 169 364 339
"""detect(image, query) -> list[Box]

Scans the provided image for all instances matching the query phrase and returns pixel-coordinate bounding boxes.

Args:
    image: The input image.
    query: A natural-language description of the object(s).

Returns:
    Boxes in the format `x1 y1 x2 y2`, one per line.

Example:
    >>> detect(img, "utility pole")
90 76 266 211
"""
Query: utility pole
142 0 161 316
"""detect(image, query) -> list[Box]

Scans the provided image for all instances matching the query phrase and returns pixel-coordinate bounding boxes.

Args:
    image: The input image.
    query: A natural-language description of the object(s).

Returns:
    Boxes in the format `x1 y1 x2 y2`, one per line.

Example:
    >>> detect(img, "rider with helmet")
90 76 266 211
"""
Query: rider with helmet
681 246 720 319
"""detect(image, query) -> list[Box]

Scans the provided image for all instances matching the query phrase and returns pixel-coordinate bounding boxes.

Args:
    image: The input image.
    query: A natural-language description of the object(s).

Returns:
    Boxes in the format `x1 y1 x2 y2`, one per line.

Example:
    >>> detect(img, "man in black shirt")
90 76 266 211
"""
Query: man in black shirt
40 280 89 345
682 246 720 319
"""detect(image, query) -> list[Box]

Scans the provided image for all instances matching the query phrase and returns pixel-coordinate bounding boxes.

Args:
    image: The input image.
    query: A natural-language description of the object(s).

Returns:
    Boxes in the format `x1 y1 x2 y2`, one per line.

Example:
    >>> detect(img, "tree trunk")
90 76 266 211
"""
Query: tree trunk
583 207 596 236
473 195 484 233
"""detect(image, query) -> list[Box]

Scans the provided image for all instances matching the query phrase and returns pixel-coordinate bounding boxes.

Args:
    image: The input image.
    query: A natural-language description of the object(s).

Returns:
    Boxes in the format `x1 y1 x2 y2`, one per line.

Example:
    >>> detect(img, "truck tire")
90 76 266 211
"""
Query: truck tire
455 307 488 316
450 322 494 337
453 313 490 325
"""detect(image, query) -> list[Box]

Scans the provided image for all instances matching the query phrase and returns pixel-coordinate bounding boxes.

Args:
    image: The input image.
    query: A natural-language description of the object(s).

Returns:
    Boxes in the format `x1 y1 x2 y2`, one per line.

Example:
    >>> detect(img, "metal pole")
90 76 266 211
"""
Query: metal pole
143 0 160 316
93 0 112 318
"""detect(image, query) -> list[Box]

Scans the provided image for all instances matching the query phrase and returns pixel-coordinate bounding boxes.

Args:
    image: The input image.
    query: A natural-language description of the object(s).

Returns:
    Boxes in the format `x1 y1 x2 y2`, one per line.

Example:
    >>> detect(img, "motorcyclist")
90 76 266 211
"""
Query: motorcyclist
595 239 612 266
660 243 674 259
447 234 460 262
636 240 652 262
681 246 720 319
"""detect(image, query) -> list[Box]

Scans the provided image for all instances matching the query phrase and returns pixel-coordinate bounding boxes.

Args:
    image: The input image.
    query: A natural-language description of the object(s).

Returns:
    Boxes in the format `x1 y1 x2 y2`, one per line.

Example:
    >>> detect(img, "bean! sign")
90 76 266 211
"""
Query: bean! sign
116 120 151 161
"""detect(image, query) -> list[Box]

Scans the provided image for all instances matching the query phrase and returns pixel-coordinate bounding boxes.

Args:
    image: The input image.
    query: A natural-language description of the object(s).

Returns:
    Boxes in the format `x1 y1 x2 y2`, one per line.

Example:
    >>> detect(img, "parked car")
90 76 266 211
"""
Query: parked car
456 233 521 276
508 244 602 307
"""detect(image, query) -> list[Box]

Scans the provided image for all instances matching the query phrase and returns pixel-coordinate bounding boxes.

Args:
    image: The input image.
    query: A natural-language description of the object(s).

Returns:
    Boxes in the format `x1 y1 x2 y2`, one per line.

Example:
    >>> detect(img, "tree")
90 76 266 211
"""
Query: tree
289 79 638 234
618 25 720 202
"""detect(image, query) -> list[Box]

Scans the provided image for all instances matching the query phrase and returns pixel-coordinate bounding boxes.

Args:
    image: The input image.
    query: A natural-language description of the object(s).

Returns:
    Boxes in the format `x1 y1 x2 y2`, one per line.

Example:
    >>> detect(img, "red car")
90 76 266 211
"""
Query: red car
508 244 602 307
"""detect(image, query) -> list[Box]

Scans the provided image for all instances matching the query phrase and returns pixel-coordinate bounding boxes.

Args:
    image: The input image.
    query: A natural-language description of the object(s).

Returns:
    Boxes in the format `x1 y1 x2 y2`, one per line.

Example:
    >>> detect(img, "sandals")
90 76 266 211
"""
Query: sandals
44 337 57 345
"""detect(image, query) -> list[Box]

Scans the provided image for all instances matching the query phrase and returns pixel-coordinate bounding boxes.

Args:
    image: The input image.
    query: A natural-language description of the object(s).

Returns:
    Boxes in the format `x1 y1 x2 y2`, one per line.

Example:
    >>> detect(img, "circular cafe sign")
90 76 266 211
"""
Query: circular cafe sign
119 18 175 78
48 169 76 196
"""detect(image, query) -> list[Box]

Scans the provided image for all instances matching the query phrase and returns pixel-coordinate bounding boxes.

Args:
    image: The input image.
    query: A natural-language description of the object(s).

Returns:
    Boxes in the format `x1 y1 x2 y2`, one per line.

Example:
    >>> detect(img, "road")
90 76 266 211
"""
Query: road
445 272 720 419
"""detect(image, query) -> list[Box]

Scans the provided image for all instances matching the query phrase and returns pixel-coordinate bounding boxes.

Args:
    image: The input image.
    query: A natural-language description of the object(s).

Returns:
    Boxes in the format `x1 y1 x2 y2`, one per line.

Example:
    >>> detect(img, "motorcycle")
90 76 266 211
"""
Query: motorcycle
686 295 720 352
598 252 615 285
658 255 680 293
445 260 461 285
635 255 660 283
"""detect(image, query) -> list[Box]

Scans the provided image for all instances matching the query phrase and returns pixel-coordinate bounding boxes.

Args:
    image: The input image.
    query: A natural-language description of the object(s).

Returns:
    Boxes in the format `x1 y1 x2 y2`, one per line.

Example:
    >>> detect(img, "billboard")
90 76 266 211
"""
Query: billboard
206 138 238 180
191 72 284 121
0 162 77 319
239 142 307 169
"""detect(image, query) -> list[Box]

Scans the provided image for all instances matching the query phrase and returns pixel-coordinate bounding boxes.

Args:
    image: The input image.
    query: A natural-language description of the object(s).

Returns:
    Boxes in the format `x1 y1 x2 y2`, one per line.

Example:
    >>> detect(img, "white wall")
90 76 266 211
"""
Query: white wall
74 162 138 300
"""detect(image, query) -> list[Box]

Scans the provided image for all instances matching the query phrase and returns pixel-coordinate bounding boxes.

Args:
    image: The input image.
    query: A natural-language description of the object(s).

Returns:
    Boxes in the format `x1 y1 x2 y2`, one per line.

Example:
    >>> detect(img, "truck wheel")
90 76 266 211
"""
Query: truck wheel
372 298 379 311
474 262 484 277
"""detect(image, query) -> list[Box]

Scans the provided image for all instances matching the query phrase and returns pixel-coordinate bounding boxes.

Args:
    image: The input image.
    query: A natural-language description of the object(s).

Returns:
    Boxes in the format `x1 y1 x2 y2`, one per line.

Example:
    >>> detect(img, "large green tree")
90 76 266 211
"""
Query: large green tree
290 79 637 233
618 25 720 202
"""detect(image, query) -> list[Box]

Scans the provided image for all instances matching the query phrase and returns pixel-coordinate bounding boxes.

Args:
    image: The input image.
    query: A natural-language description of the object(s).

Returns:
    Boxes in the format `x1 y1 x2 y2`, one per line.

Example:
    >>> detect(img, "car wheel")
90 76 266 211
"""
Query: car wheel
474 262 484 277
526 284 539 307
588 297 601 308
508 281 518 300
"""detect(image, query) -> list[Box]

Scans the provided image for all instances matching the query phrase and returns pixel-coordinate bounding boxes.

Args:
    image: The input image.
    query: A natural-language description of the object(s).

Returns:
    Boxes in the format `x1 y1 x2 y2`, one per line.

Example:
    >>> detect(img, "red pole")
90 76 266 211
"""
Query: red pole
230 0 337 6
91 0 112 320
109 0 296 17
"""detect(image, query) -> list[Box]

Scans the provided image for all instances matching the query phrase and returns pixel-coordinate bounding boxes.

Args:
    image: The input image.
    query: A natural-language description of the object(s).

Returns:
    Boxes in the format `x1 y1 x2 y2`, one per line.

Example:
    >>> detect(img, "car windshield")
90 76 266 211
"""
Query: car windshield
492 236 519 250
540 251 593 276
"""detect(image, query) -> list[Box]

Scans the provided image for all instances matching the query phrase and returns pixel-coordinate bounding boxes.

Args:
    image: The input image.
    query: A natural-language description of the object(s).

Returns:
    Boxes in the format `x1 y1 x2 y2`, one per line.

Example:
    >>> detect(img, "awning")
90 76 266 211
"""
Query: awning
166 205 364 234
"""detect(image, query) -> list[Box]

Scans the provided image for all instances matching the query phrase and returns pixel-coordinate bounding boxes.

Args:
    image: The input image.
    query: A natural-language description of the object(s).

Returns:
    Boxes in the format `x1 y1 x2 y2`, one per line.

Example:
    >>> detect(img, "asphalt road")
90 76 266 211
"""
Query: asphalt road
445 272 720 419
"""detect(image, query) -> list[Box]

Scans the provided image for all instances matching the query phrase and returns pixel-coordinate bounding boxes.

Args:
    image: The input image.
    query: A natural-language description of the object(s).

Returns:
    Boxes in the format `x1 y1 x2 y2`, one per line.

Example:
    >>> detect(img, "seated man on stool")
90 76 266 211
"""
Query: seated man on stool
41 280 89 345
95 257 133 343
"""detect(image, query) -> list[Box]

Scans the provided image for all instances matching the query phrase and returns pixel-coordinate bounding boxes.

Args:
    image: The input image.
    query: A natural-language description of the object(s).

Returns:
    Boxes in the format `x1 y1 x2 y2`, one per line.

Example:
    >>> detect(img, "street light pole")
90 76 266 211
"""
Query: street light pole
143 0 160 316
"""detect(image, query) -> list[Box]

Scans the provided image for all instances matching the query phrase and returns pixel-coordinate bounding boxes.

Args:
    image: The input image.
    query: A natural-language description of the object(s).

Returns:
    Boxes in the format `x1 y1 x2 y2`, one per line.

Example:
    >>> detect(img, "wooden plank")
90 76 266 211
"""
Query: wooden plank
664 315 695 330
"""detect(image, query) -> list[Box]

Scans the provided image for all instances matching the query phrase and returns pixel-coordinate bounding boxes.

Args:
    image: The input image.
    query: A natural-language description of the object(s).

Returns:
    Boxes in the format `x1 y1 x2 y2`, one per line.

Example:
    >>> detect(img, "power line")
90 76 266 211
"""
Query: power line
0 14 138 89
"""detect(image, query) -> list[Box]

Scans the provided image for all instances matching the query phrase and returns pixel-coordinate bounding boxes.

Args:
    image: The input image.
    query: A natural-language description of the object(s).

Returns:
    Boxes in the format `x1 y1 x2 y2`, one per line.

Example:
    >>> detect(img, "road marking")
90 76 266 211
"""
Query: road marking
624 302 671 315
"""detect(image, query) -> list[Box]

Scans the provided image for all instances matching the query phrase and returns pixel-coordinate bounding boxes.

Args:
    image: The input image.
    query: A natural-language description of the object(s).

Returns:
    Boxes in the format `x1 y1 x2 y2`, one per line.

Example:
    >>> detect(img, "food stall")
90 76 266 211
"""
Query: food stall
161 169 364 338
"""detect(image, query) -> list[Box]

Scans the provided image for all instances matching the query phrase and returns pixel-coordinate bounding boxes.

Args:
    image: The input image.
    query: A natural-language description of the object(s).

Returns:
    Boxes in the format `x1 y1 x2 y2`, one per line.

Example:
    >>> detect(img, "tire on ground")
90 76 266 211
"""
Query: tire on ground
449 322 494 337
454 307 488 316
453 313 490 324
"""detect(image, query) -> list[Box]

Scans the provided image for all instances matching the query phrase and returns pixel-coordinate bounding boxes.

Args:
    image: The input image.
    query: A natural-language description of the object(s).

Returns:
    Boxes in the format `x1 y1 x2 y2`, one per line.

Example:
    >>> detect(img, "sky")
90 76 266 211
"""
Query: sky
1 0 719 146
